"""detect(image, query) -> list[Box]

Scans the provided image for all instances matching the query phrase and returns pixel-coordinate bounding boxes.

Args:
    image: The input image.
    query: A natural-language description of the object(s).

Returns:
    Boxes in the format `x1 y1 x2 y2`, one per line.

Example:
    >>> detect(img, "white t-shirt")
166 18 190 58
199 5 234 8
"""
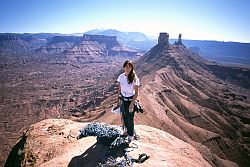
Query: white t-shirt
117 73 140 97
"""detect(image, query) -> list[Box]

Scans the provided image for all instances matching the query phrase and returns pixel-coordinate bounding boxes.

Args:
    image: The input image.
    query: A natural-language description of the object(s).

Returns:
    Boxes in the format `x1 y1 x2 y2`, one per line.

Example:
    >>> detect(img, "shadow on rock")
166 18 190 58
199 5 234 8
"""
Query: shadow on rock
68 142 126 167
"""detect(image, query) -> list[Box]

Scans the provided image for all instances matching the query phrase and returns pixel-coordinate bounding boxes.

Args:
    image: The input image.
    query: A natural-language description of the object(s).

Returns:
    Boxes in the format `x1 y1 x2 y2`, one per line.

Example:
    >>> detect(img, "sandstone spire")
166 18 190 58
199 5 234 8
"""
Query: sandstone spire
178 34 182 44
158 32 169 46
174 34 183 45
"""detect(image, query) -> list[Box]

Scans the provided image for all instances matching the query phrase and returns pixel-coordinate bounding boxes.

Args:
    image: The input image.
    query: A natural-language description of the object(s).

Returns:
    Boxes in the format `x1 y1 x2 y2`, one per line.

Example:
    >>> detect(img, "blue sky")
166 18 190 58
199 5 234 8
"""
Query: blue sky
0 0 249 42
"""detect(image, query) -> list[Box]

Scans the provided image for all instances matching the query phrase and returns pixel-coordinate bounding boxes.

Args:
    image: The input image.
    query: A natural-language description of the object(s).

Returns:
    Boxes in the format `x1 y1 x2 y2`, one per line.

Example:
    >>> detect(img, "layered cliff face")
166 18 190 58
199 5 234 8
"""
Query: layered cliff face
83 34 119 49
36 42 75 54
49 36 83 44
0 34 47 53
108 44 139 57
84 29 156 52
0 33 140 58
34 36 83 54
63 41 107 62
61 34 139 60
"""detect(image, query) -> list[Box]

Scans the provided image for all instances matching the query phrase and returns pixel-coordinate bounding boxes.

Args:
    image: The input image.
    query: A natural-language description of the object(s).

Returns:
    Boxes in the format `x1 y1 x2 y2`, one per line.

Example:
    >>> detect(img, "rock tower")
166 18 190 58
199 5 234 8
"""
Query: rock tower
158 33 169 45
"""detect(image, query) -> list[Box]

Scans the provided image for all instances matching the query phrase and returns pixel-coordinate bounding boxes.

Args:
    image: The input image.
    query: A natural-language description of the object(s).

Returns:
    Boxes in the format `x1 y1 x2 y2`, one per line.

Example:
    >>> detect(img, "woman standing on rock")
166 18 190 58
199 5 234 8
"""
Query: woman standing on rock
117 60 140 142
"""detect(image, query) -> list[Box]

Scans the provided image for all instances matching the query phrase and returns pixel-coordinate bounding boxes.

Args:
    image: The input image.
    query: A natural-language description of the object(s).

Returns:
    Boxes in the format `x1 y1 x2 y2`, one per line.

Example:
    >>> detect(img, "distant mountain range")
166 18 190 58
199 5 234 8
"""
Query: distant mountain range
0 33 140 61
84 29 156 51
0 29 250 66
84 29 250 66
181 40 250 66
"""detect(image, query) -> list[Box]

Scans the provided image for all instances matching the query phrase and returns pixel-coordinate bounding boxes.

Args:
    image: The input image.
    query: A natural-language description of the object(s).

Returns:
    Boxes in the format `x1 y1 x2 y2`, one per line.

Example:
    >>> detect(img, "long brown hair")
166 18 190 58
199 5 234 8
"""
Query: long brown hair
123 60 136 84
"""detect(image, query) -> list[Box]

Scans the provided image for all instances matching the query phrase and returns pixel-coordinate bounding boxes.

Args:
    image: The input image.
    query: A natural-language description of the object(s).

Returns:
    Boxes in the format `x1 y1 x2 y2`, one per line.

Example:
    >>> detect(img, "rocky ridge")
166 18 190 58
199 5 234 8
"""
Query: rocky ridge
5 119 213 167
96 33 250 167
134 33 250 167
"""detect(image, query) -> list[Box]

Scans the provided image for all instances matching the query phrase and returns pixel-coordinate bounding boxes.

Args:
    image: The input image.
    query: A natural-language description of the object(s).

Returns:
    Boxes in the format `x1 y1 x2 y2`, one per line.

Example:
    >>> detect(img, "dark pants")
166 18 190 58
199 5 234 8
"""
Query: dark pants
120 97 135 136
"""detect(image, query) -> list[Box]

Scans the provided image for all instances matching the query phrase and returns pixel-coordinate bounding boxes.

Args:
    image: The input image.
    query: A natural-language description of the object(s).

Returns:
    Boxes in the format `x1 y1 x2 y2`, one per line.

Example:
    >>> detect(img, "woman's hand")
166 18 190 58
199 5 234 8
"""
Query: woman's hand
129 103 134 113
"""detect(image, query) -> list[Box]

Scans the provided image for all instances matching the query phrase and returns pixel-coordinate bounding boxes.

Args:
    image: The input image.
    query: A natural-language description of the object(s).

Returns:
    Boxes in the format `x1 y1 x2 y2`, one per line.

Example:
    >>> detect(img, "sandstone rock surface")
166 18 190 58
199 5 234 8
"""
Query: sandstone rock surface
6 119 212 167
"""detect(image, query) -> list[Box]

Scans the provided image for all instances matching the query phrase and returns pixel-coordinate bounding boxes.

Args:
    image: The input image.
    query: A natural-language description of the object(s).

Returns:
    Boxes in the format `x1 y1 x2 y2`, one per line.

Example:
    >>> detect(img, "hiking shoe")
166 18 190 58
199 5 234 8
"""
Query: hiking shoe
128 135 133 142
134 134 140 140
122 131 128 137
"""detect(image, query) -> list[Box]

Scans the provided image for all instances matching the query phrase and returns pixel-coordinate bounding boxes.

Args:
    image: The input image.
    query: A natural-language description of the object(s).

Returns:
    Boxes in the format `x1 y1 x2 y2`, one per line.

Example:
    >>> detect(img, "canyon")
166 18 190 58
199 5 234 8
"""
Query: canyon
1 32 250 166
